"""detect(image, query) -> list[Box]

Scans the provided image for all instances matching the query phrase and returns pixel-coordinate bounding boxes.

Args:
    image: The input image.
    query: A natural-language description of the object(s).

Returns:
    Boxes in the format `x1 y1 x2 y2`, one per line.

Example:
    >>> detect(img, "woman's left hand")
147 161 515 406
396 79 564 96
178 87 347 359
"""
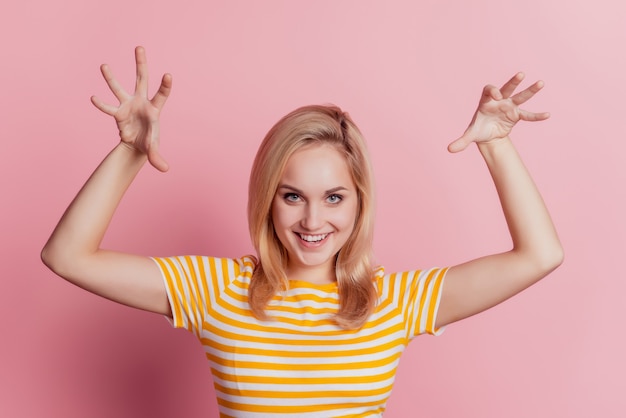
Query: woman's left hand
447 72 550 153
436 72 563 329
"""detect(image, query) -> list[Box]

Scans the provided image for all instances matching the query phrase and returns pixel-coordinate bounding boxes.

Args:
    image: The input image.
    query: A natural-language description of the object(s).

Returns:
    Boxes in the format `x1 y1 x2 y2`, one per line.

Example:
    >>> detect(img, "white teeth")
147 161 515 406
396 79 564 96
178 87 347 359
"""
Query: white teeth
299 233 328 242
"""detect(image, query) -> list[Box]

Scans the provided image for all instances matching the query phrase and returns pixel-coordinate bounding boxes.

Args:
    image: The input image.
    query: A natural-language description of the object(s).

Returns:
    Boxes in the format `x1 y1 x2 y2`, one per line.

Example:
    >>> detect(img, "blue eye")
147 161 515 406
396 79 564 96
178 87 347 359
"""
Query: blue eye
284 193 300 202
327 194 343 204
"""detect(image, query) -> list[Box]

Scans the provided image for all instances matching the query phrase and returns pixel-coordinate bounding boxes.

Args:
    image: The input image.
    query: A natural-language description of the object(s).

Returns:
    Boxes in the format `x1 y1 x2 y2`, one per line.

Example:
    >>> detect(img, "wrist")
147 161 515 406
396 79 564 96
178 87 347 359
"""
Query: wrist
476 136 510 149
116 141 148 161
112 142 149 172
476 136 513 155
476 137 519 167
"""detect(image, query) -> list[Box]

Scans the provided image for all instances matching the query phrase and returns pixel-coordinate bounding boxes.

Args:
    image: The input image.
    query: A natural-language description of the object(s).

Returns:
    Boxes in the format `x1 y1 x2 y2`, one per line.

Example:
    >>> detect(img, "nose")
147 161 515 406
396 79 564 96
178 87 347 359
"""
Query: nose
301 203 324 231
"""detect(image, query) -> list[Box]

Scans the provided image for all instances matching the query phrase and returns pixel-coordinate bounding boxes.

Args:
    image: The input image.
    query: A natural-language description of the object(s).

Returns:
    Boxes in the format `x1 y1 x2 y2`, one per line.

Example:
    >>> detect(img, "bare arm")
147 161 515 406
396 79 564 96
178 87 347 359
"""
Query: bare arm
41 47 172 315
436 73 563 328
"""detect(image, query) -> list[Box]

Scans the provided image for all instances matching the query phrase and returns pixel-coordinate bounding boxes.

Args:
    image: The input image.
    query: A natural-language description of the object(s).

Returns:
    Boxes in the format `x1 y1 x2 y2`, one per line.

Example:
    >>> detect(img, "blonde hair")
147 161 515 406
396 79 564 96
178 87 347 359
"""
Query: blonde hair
247 104 377 330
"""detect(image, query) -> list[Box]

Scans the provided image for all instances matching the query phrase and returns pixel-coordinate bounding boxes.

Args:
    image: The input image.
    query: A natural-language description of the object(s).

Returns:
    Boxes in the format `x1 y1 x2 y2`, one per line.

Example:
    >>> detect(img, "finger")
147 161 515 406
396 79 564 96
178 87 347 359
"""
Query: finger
100 64 129 102
151 73 172 110
511 80 544 106
479 84 502 104
148 148 170 172
90 95 118 116
500 72 525 98
134 46 149 97
447 133 473 153
519 109 551 122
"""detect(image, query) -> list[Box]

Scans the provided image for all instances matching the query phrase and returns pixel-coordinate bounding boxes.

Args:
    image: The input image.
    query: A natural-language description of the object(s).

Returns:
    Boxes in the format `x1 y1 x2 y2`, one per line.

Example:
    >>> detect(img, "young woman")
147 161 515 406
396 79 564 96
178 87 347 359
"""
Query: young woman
42 47 563 417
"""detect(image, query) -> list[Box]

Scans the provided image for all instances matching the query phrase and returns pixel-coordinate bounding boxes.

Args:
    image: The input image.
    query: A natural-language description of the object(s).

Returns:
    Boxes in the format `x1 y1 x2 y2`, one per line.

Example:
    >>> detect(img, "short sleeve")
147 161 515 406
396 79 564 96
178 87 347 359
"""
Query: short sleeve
151 255 210 337
405 267 449 338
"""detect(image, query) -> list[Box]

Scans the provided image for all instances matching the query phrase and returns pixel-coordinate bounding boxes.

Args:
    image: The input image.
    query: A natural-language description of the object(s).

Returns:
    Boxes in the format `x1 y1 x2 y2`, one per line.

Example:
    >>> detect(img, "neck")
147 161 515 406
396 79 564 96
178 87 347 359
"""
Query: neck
286 263 336 285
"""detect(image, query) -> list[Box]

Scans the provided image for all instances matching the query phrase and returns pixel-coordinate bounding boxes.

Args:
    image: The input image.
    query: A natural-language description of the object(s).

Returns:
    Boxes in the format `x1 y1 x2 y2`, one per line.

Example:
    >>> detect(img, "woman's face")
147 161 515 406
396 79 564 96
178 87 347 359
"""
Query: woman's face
271 143 358 283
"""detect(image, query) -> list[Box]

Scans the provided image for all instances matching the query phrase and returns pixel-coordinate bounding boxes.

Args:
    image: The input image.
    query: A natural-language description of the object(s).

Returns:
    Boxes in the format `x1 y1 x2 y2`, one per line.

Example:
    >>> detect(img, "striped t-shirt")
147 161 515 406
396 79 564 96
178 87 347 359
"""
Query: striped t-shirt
153 255 447 418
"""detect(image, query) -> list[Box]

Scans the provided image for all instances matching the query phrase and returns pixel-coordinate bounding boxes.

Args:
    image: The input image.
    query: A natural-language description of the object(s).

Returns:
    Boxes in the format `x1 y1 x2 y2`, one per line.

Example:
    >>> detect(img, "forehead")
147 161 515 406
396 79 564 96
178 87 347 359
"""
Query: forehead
279 143 354 191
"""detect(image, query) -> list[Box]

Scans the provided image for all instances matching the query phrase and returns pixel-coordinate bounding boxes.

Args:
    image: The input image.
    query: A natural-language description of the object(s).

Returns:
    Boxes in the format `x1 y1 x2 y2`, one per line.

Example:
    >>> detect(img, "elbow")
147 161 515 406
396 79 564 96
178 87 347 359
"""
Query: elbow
41 243 60 275
515 240 564 279
545 246 564 273
554 243 565 268
535 242 564 277
41 241 71 279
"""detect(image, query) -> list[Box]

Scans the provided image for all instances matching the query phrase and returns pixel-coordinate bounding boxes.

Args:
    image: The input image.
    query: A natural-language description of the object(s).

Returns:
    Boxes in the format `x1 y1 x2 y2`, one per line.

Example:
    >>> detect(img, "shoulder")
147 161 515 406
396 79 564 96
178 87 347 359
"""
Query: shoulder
375 265 449 290
236 255 257 278
153 254 257 278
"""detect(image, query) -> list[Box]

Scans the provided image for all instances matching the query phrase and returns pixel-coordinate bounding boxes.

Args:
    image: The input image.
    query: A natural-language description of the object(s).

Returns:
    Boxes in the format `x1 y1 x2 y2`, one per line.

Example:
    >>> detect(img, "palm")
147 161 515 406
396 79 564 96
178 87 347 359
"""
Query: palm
114 95 160 151
91 47 172 171
448 72 549 153
468 99 521 142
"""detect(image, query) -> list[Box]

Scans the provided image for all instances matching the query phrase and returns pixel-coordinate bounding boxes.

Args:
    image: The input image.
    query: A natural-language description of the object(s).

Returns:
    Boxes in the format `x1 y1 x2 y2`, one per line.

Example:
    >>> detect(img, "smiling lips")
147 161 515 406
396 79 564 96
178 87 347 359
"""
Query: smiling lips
297 233 330 246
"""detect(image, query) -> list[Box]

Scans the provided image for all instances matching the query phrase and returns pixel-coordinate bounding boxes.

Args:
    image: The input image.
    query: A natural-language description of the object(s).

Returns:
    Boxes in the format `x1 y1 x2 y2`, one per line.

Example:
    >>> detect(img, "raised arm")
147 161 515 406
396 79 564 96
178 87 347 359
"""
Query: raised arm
41 47 172 315
436 73 563 328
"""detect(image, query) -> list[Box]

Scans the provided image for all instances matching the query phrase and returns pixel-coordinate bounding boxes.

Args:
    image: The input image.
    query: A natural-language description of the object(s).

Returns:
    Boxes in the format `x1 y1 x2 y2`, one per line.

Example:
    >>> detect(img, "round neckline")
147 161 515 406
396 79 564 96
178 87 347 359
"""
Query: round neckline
288 279 338 291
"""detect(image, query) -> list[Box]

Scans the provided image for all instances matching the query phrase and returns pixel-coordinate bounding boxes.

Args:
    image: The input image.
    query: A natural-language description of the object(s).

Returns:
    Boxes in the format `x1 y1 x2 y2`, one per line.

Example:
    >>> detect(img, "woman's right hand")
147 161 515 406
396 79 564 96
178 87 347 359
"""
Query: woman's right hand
41 46 173 315
91 46 172 172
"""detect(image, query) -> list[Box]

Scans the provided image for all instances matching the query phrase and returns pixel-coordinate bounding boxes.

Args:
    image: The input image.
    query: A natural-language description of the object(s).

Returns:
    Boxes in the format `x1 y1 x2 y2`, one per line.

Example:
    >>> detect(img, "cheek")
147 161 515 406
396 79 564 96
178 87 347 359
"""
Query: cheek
334 203 359 233
270 202 289 249
271 199 296 231
271 199 283 230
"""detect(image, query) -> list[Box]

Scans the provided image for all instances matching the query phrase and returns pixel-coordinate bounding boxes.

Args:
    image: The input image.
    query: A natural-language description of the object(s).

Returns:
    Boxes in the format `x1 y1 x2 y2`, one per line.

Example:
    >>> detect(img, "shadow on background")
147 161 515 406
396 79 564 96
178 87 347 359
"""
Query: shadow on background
33 289 219 418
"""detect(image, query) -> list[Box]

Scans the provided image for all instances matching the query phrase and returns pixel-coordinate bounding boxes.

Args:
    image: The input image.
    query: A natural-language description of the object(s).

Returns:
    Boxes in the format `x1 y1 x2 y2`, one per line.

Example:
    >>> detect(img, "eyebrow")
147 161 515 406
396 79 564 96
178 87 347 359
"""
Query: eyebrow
278 184 350 195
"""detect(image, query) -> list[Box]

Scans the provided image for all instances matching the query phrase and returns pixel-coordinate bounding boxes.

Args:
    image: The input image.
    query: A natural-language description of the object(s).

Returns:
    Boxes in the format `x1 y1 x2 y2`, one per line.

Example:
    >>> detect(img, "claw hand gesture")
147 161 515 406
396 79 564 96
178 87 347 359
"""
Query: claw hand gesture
91 46 172 171
448 72 549 153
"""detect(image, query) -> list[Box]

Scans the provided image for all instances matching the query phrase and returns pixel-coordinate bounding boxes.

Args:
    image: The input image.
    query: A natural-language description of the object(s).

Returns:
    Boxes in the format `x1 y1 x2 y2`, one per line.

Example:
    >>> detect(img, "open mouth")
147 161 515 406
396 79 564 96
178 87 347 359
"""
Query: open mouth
297 233 329 243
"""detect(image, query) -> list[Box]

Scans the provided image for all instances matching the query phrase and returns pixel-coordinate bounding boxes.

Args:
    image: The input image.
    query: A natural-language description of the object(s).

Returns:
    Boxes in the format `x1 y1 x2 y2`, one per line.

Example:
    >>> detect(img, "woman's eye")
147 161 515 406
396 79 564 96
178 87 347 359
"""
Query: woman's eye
327 194 343 204
284 193 300 202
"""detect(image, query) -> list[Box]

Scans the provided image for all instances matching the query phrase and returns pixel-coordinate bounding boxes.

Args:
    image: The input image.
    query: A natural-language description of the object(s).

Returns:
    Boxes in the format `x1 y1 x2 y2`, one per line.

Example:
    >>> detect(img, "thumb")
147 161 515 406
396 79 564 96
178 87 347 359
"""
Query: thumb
148 149 170 172
447 133 473 153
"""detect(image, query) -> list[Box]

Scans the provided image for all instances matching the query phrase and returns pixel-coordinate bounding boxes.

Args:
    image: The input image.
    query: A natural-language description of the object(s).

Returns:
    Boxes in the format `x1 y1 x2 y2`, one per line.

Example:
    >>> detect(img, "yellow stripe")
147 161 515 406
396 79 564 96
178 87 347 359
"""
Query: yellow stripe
334 410 385 418
155 258 184 329
208 257 220 308
426 267 447 333
205 350 402 372
181 255 204 336
201 294 407 341
203 301 341 331
392 271 414 341
415 269 438 335
196 256 210 311
211 366 398 385
374 271 397 312
267 305 338 316
221 257 234 290
202 332 405 360
221 283 340 317
273 291 339 304
216 395 388 415
200 317 405 348
214 381 394 399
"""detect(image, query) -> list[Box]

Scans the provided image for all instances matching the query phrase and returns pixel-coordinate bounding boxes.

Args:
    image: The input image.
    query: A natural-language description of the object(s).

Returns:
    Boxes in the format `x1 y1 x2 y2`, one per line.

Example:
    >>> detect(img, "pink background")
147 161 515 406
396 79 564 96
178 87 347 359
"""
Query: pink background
1 1 624 417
